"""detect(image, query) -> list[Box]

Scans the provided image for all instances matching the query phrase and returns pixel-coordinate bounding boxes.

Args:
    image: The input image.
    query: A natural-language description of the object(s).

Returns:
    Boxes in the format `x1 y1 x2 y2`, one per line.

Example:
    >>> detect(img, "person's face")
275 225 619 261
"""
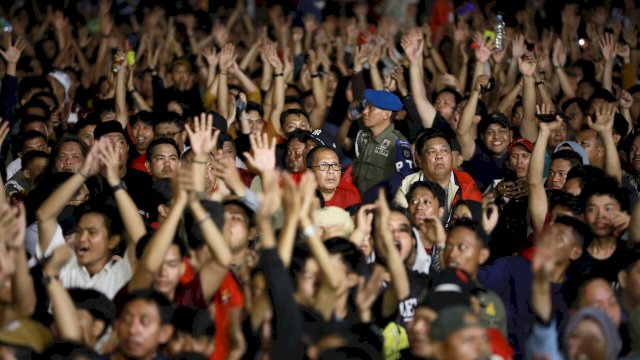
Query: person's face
584 195 621 238
171 64 191 91
42 39 57 59
576 129 603 165
286 138 308 173
440 323 491 360
246 110 264 134
578 279 622 328
508 146 531 179
77 124 96 147
578 83 596 101
167 331 213 357
443 227 487 277
547 223 583 265
408 187 443 224
311 149 341 193
563 177 582 196
203 154 217 192
408 306 437 357
154 122 185 152
54 141 84 173
283 114 311 135
388 211 415 262
103 133 129 167
362 104 390 131
132 121 154 151
630 136 640 174
434 92 456 121
566 103 586 133
421 137 452 180
548 159 572 190
550 122 569 148
146 144 180 180
153 245 185 298
21 137 49 155
140 72 153 96
482 124 511 155
220 141 237 160
115 299 172 359
75 213 114 272
24 120 48 137
223 204 250 254
510 106 523 127
76 308 105 347
566 318 608 360
296 257 319 307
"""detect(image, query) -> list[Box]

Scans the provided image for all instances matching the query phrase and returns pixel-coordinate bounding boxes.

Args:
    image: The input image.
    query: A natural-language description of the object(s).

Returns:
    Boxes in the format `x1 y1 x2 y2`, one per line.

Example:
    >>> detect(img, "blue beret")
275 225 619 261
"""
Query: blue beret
364 89 403 112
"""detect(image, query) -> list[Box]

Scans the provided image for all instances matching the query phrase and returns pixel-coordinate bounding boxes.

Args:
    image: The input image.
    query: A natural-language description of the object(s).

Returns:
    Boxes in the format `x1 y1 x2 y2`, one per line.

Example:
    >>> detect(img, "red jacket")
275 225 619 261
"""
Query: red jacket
452 169 483 205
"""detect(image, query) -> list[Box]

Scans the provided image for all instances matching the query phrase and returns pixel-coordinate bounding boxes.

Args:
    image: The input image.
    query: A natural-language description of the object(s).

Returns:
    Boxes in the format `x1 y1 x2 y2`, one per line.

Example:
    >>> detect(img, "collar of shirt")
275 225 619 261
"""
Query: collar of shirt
371 123 395 143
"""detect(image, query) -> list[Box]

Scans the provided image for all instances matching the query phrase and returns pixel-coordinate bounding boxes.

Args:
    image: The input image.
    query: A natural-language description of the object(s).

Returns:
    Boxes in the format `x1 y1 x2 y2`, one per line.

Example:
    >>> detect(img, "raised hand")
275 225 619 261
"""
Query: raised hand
282 174 301 219
203 47 219 69
99 142 123 187
453 19 470 44
473 32 492 64
185 113 221 157
243 133 277 174
537 104 564 132
587 103 616 134
353 44 369 71
52 10 68 30
355 266 385 322
472 73 490 92
518 54 537 77
417 214 446 248
0 37 26 64
214 149 245 196
511 34 526 59
391 65 408 94
218 44 236 72
599 33 616 62
400 28 423 62
79 138 106 178
264 43 283 73
482 193 500 234
257 170 282 221
620 90 634 110
616 43 631 62
552 39 567 68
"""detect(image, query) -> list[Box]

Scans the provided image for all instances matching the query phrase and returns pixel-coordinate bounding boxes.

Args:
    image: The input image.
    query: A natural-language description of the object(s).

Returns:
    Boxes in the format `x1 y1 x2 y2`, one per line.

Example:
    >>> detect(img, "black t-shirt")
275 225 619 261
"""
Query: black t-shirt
463 142 507 191
567 238 640 289
95 168 154 221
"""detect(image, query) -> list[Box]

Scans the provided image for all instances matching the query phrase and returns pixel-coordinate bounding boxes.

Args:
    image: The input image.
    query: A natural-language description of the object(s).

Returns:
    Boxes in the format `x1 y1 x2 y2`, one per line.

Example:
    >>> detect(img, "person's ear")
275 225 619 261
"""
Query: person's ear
619 270 628 289
158 204 170 219
108 235 121 250
145 160 151 173
438 207 444 219
384 110 391 120
158 324 175 344
612 134 621 146
92 319 106 339
18 151 23 158
23 168 31 180
569 247 583 261
479 248 490 265
47 146 52 153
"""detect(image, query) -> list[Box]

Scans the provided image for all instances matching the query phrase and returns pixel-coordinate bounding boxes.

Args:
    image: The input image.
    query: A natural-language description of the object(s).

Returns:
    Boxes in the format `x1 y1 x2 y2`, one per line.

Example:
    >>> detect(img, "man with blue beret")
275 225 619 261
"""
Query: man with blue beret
352 89 414 201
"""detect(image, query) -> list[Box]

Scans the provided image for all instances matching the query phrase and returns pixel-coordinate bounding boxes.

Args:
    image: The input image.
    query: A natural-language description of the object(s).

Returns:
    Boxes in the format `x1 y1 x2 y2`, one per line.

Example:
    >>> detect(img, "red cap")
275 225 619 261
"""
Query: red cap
507 138 534 154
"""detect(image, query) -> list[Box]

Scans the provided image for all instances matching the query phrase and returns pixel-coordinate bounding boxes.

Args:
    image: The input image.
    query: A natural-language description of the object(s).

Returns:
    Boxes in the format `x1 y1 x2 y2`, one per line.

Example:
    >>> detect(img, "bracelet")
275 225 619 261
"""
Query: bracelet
311 72 323 78
274 72 284 77
42 273 60 287
197 213 211 225
192 159 207 164
535 80 545 85
302 225 317 238
220 71 229 75
112 182 128 193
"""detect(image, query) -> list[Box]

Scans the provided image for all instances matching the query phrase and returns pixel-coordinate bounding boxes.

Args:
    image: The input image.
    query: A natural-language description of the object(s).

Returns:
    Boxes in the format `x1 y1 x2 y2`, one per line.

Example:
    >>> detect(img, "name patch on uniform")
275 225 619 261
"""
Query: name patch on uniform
375 146 389 157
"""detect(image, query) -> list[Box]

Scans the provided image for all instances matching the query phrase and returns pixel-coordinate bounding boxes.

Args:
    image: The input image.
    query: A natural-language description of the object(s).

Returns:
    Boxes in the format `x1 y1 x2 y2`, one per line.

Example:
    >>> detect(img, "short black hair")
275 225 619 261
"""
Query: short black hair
553 215 592 249
132 110 155 126
172 306 216 337
73 113 101 134
580 176 630 212
21 150 49 170
135 232 188 259
306 145 338 168
280 109 310 129
246 101 264 117
414 128 451 156
43 341 99 360
406 180 446 210
17 76 52 103
566 165 605 191
68 288 116 338
50 134 89 160
324 237 363 274
588 88 617 105
436 87 462 105
146 136 180 160
22 97 53 120
549 190 582 215
562 97 588 115
153 112 185 131
118 289 174 325
19 116 48 134
77 202 124 236
448 217 489 248
19 130 48 151
551 149 583 168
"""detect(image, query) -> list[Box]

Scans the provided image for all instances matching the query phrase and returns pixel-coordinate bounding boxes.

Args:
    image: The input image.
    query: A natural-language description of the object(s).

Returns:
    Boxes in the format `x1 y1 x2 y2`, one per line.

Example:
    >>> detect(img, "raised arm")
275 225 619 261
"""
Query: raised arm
456 74 488 160
588 103 621 183
402 28 436 128
528 109 562 235
599 33 616 93
551 39 576 99
36 140 104 254
308 49 328 130
265 43 286 136
217 44 236 119
375 189 410 318
128 182 188 292
278 175 302 268
114 51 129 128
519 55 539 141
43 246 81 342
100 142 146 265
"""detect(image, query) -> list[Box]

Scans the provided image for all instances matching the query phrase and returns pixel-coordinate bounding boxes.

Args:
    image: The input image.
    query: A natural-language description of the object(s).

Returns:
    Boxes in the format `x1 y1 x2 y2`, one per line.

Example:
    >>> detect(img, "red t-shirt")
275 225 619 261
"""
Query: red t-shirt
129 153 150 174
211 272 244 360
325 185 362 209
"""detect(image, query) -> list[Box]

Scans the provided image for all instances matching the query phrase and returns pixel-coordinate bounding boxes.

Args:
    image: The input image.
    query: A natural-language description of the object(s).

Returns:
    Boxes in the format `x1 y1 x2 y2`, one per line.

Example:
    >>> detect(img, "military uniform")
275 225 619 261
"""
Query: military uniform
352 123 414 200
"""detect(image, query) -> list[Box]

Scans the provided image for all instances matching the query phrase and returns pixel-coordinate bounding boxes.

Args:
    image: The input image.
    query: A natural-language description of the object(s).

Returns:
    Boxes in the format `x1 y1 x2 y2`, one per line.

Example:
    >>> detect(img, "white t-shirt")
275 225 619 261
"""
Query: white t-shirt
5 158 21 180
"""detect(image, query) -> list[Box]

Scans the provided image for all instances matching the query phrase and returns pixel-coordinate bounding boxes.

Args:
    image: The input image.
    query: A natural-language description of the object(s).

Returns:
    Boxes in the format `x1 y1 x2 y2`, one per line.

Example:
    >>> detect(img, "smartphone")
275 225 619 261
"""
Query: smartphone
349 100 366 118
236 99 246 113
127 50 136 66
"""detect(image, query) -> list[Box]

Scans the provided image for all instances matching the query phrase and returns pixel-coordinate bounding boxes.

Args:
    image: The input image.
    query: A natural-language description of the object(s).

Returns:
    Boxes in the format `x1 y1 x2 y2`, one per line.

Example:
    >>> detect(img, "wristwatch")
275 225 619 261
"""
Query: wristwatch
302 225 318 238
112 182 128 193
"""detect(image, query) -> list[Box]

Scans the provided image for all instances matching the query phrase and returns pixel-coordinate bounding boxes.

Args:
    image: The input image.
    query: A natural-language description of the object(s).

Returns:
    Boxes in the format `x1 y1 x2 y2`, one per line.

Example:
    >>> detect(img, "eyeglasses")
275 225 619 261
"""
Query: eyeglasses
311 163 341 172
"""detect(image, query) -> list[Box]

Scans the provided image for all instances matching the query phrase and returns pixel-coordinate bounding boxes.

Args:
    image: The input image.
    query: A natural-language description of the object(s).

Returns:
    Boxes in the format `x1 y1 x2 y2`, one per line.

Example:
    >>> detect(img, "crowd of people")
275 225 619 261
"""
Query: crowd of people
0 0 640 359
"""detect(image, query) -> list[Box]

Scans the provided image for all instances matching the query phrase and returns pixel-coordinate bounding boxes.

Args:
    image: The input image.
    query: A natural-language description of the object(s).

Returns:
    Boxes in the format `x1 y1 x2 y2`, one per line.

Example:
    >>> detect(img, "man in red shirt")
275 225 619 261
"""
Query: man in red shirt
306 146 361 209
